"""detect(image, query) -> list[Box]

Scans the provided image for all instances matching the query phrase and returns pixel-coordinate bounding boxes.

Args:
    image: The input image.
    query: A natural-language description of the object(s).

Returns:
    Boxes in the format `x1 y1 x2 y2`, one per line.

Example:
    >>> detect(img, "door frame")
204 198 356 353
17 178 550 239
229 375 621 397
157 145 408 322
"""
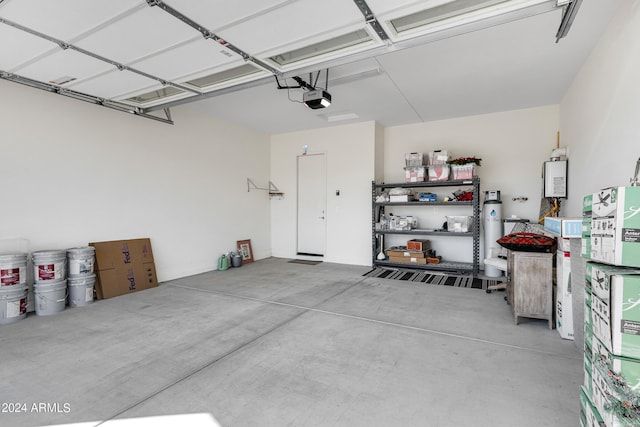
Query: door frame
296 152 327 258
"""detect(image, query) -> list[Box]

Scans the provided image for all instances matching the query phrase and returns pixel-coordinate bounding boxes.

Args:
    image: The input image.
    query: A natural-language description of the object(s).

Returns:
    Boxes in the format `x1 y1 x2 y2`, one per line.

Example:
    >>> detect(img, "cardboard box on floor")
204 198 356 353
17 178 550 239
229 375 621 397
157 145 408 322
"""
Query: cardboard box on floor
89 238 158 299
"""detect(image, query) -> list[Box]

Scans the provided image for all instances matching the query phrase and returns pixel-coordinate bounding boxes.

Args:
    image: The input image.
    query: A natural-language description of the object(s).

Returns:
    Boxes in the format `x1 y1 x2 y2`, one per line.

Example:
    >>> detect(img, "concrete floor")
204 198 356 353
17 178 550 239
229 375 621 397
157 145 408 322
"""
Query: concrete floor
0 258 582 427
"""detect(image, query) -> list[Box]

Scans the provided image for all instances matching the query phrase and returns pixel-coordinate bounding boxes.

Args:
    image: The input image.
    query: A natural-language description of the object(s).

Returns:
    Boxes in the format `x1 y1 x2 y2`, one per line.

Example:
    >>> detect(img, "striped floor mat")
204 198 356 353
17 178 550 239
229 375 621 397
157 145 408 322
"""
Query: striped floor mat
363 268 505 290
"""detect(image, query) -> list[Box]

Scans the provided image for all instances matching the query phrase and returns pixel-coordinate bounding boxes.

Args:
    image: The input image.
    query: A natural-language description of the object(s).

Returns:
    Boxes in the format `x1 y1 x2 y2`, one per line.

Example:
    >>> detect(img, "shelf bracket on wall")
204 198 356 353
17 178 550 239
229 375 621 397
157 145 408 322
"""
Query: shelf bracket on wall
247 178 284 199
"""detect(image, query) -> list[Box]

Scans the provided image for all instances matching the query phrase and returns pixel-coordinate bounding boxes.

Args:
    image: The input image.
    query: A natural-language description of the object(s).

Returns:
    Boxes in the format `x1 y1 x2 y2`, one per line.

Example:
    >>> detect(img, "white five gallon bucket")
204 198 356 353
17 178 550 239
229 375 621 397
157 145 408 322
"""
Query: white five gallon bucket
0 284 28 324
32 250 66 282
0 253 28 286
67 247 95 277
67 274 95 308
33 279 67 316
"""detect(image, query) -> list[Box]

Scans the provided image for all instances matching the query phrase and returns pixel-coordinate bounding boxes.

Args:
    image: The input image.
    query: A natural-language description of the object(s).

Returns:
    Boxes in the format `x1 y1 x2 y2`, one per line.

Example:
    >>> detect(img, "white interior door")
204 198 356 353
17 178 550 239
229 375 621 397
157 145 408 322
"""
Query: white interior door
297 153 326 256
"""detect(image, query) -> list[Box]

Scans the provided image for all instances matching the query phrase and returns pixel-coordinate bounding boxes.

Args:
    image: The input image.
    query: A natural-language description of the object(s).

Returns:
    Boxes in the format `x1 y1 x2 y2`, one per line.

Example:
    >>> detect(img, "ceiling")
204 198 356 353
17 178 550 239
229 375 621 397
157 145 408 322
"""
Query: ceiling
0 0 622 134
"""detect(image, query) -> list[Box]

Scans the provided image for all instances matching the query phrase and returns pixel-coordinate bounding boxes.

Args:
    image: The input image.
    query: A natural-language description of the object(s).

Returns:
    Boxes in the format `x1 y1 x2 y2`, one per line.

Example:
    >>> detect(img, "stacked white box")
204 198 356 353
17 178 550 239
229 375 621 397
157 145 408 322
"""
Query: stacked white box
583 260 640 426
591 187 640 267
543 217 581 341
556 248 574 340
588 262 640 359
582 194 593 259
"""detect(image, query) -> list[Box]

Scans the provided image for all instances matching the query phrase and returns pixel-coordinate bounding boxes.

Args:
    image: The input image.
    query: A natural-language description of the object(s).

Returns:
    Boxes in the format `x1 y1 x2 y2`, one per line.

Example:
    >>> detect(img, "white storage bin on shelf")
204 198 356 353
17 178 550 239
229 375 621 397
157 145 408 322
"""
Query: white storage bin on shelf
451 164 475 180
447 216 473 233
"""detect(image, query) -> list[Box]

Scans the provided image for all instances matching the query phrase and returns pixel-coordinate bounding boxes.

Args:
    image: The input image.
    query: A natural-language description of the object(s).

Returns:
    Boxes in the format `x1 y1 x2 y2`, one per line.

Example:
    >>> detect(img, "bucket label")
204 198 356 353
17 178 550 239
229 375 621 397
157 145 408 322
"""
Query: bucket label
38 264 56 280
85 287 93 302
69 259 94 275
6 297 27 318
1 268 20 285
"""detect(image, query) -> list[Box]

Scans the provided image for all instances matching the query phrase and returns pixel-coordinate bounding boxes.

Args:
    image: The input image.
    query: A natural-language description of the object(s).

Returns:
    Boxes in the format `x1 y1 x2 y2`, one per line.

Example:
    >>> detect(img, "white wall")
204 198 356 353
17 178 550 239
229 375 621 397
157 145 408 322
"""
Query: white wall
270 121 378 266
384 105 559 220
0 80 271 281
383 106 559 263
560 0 640 215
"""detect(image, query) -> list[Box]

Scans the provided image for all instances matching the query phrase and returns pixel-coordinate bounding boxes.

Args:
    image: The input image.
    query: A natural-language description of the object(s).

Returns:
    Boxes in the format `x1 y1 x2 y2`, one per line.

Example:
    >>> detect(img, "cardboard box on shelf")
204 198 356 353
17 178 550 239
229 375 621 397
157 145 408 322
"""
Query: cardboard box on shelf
386 248 427 258
590 186 640 267
388 256 427 265
407 239 430 251
90 238 158 299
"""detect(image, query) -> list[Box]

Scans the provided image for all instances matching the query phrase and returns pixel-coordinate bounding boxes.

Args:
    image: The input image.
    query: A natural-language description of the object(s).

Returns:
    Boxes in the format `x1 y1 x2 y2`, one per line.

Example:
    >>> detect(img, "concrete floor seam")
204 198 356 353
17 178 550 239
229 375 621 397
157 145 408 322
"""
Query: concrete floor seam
95 306 310 426
95 279 367 425
169 282 582 361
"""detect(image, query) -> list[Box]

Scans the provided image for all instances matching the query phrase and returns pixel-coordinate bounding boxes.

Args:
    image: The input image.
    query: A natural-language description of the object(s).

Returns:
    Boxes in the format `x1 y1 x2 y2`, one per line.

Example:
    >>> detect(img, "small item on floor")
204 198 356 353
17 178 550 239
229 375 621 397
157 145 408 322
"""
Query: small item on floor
427 256 442 264
230 252 243 267
218 253 229 271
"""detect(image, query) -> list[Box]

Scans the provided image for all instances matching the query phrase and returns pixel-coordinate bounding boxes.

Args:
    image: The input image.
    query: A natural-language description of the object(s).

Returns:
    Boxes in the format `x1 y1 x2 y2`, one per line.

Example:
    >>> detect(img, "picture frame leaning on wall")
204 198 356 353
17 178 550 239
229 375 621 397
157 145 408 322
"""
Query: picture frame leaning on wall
237 239 253 264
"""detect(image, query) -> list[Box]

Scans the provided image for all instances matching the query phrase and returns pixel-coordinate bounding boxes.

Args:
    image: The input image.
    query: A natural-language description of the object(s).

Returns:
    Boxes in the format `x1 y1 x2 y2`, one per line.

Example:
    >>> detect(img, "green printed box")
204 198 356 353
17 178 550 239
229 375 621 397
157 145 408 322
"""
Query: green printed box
585 300 592 330
591 186 640 268
583 217 592 238
590 265 640 359
587 262 639 300
586 262 594 287
584 354 593 396
591 364 636 427
582 217 592 259
585 321 593 348
583 194 593 217
579 385 604 427
592 335 640 393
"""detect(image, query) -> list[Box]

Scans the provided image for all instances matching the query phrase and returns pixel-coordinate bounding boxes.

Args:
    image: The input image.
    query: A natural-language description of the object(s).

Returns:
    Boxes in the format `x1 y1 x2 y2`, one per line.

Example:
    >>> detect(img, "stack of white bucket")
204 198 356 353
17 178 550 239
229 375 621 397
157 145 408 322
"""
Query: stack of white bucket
32 250 67 316
66 247 96 308
0 253 29 324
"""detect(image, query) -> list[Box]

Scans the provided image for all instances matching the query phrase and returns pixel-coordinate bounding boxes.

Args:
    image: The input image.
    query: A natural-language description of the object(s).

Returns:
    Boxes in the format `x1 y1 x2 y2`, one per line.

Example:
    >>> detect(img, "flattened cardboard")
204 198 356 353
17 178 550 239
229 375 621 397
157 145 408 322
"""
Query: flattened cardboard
90 238 158 299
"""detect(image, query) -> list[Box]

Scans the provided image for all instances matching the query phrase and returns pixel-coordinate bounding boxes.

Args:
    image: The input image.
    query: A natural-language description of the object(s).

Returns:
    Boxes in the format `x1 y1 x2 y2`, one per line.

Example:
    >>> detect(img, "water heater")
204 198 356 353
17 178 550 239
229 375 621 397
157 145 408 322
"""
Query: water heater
483 192 503 277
